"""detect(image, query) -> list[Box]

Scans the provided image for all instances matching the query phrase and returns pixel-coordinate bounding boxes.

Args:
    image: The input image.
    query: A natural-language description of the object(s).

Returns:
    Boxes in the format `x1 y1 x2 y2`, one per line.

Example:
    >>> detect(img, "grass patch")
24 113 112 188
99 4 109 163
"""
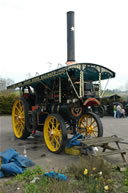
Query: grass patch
67 156 113 193
15 165 43 181
121 167 128 192
67 156 111 179
0 158 128 193
123 167 128 186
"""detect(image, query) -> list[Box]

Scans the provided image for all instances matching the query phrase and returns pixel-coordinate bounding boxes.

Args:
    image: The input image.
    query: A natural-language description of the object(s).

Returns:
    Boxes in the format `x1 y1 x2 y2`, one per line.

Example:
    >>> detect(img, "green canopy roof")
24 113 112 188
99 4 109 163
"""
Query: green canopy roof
7 63 115 89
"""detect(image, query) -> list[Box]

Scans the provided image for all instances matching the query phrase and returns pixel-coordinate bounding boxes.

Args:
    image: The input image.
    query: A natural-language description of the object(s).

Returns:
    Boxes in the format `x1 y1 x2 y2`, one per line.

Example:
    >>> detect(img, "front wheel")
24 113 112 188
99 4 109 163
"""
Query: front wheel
12 98 30 139
43 114 67 153
77 112 103 138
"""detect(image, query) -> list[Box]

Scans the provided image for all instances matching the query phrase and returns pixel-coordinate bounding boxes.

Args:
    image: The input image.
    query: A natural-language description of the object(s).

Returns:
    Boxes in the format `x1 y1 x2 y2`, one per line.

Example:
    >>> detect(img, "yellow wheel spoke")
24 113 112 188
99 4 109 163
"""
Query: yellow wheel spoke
54 127 60 133
81 122 86 128
93 130 98 134
20 111 24 116
19 125 24 132
54 136 60 147
14 114 18 117
50 136 60 148
56 122 60 129
92 132 97 137
14 111 19 116
86 116 88 125
15 107 20 114
89 120 95 127
93 125 97 129
52 121 59 130
51 136 55 143
20 120 25 125
12 99 26 138
18 102 22 109
52 124 56 130
78 113 101 138
44 115 65 152
15 122 20 128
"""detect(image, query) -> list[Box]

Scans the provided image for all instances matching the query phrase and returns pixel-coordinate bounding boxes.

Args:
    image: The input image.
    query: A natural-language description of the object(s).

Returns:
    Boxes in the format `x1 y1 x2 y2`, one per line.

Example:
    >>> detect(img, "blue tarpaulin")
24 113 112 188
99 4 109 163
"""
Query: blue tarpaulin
66 133 83 148
43 171 67 181
0 148 35 178
66 134 93 154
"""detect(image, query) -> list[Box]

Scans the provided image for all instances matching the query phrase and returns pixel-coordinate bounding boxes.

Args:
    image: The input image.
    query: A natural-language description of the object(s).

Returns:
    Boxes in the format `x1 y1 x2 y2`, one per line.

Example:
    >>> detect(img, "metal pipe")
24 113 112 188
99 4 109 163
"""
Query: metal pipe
67 11 75 64
66 71 80 98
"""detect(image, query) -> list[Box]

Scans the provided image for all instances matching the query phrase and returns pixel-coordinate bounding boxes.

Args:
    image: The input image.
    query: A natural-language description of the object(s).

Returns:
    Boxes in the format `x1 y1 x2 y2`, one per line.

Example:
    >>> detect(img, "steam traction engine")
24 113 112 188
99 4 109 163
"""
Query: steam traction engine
7 12 115 153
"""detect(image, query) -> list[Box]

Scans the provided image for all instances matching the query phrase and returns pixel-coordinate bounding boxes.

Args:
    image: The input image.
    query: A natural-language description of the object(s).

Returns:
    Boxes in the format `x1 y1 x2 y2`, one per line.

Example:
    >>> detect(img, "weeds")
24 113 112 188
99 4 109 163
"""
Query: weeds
120 167 128 193
123 167 128 186
67 156 114 193
1 158 128 193
15 165 43 181
67 156 111 180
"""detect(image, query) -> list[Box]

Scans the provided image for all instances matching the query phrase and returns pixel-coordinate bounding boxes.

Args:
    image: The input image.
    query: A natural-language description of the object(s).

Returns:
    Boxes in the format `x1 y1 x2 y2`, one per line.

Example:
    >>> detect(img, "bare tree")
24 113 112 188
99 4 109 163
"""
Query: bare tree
0 78 15 91
35 72 39 76
6 78 15 86
47 62 52 71
0 78 6 91
25 73 32 79
57 63 63 68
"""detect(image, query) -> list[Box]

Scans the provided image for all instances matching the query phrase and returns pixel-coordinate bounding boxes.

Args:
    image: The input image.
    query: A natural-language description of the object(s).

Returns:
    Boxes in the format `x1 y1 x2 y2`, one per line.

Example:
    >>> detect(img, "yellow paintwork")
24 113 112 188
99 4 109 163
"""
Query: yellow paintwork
12 99 25 138
44 115 62 152
65 146 80 156
78 114 98 137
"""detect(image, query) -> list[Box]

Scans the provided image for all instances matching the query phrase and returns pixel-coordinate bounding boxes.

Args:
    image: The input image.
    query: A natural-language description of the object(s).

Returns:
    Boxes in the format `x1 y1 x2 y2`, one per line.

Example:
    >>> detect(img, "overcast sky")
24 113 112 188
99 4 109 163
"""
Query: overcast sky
0 0 128 90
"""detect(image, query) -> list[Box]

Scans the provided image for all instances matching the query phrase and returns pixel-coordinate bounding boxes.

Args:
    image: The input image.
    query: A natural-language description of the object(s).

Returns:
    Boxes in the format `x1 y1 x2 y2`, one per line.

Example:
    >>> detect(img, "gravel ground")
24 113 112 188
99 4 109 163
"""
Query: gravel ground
0 115 128 171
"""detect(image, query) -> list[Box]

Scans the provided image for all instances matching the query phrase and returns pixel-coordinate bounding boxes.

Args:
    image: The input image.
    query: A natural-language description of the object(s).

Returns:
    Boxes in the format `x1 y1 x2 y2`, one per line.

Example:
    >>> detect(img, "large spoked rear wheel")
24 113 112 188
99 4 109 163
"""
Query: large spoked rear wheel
12 98 30 139
43 114 67 153
78 112 103 138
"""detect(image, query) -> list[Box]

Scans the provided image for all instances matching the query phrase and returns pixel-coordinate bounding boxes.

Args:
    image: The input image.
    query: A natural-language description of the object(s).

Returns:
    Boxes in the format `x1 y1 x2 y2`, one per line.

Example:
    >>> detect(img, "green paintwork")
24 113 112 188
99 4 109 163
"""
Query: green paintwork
7 63 115 89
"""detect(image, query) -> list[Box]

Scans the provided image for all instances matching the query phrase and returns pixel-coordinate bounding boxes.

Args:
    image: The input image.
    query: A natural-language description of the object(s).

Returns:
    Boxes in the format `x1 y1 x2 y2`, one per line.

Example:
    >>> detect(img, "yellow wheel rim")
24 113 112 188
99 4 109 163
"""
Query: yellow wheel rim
12 99 25 138
44 115 62 152
78 114 98 137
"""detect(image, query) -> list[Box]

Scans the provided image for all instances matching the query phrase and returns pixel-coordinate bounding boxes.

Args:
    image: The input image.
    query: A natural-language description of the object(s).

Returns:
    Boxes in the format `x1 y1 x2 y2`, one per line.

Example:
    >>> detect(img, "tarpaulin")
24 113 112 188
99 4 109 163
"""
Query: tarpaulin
43 171 67 181
66 134 93 155
66 133 83 148
0 148 18 164
0 148 35 178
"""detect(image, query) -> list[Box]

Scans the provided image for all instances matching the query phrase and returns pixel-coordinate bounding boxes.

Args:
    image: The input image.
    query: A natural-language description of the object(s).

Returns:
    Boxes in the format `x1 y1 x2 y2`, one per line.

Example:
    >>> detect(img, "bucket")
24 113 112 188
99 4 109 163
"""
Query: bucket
65 146 80 156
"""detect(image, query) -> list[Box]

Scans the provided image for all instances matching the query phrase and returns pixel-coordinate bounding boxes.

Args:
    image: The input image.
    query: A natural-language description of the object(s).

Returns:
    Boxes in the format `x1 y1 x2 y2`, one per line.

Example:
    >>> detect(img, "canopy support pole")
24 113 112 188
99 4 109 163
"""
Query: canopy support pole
99 72 101 98
101 78 110 98
59 77 61 103
66 71 80 99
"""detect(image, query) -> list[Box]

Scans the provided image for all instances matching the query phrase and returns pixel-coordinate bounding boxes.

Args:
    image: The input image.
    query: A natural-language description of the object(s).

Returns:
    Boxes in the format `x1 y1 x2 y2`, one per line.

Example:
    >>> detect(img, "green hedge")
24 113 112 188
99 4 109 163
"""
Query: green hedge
0 94 18 115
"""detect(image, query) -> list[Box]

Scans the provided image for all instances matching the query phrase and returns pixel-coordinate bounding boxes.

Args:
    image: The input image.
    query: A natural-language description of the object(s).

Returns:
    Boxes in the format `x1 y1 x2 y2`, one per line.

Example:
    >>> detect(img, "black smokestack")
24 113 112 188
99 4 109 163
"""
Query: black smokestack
67 11 75 65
